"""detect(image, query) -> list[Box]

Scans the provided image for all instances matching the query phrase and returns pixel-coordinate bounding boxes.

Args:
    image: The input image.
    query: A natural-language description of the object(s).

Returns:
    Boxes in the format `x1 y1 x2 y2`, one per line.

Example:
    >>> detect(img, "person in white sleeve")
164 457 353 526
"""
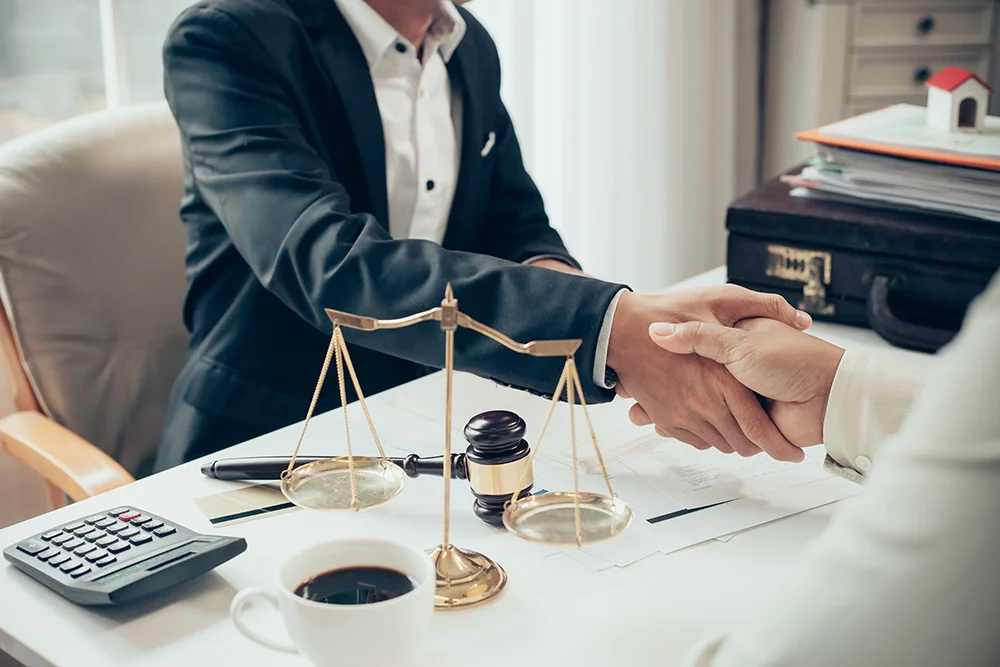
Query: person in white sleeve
635 273 1000 667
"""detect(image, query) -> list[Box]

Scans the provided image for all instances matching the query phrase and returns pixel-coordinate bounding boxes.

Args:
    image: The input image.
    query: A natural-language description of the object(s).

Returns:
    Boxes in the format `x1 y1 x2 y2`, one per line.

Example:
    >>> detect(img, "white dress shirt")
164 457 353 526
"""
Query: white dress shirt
334 0 619 388
335 0 464 243
684 272 1000 666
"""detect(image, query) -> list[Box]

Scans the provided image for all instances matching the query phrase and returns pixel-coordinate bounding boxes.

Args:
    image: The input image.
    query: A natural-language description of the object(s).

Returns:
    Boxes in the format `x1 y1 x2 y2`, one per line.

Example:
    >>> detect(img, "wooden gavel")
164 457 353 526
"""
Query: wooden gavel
200 410 534 526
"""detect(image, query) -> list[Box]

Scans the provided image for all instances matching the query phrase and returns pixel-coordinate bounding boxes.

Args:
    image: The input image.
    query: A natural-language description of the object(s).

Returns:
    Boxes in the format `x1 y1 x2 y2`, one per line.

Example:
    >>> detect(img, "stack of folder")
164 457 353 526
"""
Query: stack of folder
787 104 1000 223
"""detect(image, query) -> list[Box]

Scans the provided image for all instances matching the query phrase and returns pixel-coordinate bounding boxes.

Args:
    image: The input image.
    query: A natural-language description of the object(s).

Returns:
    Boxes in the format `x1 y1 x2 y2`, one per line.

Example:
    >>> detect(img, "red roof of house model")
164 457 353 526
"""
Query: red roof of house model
926 66 993 93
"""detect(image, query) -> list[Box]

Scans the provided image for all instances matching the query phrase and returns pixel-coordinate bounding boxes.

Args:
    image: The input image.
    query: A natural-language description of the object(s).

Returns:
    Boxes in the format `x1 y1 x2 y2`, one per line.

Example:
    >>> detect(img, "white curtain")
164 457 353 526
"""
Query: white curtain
467 0 761 292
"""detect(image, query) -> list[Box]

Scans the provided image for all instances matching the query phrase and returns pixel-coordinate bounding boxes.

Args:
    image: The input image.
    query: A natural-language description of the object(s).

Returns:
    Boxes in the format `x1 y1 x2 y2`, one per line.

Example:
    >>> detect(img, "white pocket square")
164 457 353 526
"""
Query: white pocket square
481 131 496 157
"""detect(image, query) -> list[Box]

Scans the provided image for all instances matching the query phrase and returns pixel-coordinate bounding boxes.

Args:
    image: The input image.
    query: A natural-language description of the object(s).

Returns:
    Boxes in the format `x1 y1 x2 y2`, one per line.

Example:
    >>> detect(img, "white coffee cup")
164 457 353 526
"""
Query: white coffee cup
230 538 435 666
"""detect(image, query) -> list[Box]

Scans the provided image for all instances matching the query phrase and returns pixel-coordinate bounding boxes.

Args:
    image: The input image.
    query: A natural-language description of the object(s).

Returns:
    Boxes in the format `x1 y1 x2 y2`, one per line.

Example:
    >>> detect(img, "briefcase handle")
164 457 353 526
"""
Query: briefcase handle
866 275 956 353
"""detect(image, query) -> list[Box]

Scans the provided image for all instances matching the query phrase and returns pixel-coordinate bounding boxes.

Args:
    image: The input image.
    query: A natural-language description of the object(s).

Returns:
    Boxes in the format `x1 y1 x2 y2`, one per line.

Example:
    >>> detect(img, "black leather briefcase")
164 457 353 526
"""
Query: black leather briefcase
725 175 1000 352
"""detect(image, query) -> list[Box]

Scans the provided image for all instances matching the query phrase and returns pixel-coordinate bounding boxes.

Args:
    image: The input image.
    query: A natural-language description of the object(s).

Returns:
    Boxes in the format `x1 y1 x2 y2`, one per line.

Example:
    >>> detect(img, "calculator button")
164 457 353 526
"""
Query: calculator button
119 528 140 539
59 559 83 574
129 534 153 546
16 539 47 556
62 538 84 550
107 541 131 554
36 548 61 562
95 517 116 529
107 507 132 516
73 543 97 556
95 554 117 567
70 566 92 579
73 525 97 537
117 511 141 522
48 553 71 567
84 530 106 543
95 535 117 547
50 534 74 546
84 514 106 524
130 515 153 526
105 523 127 534
64 522 85 532
85 549 108 562
142 520 163 531
40 530 62 541
153 526 176 537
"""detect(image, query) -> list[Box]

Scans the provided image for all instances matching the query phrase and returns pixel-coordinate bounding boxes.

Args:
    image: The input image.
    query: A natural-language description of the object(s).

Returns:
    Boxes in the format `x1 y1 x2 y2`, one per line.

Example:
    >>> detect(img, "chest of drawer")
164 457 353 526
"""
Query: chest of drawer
852 3 994 48
849 50 991 98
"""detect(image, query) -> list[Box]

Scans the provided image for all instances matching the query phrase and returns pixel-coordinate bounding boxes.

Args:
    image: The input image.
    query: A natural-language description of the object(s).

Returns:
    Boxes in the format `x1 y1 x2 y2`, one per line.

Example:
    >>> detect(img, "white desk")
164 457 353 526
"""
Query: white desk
0 267 934 667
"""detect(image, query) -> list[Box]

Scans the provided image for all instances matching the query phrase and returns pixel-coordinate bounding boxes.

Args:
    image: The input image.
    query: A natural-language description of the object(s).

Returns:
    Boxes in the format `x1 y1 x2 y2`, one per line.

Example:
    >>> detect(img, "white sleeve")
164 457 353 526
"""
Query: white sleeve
682 274 1000 667
820 348 924 483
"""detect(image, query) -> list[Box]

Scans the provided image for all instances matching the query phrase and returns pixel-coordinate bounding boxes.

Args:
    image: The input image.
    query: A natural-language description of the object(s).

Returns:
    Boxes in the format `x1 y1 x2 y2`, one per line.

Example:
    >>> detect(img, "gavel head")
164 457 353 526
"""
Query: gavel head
463 410 533 527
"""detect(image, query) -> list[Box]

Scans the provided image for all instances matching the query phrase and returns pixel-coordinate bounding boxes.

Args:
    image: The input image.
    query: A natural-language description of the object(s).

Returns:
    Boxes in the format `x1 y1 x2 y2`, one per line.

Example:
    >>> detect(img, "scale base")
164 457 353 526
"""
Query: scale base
427 544 506 610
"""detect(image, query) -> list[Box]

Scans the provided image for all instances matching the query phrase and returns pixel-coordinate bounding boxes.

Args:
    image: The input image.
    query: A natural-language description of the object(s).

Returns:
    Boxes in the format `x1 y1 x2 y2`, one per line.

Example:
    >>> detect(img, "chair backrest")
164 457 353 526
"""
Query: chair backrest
0 102 188 476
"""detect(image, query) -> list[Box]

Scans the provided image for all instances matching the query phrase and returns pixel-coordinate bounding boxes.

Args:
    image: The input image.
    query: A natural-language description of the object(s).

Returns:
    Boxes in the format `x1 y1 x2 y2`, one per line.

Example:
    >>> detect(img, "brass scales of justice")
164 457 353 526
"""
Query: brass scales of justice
279 285 634 610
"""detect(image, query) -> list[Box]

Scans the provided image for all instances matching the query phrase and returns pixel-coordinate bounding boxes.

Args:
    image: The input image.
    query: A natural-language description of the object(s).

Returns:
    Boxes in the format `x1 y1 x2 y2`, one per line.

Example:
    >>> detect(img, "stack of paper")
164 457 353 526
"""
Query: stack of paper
552 434 860 571
790 104 1000 222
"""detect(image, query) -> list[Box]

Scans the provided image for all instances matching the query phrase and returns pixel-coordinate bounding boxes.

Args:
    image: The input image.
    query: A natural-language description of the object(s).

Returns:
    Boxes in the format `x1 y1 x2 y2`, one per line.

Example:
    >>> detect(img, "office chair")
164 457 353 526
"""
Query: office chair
0 102 188 509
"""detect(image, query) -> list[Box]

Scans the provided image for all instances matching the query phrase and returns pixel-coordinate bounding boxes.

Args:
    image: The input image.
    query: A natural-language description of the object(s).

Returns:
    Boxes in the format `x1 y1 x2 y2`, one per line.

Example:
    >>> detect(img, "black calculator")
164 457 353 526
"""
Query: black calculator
3 506 246 606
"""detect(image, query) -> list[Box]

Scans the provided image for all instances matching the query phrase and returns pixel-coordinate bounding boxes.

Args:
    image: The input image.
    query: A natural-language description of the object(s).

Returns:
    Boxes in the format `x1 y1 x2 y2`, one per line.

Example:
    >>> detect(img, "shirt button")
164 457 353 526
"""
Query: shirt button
854 456 872 474
394 42 407 54
426 180 435 191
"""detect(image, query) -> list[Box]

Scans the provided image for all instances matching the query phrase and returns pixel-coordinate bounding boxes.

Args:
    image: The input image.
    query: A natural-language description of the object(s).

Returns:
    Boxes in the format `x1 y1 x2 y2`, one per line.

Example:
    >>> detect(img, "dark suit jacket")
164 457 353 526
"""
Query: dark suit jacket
154 0 628 471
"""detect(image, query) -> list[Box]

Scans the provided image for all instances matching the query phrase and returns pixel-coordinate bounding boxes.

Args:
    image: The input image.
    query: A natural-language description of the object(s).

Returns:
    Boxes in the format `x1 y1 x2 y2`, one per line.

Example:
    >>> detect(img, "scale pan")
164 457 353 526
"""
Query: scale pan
280 457 406 511
502 492 633 546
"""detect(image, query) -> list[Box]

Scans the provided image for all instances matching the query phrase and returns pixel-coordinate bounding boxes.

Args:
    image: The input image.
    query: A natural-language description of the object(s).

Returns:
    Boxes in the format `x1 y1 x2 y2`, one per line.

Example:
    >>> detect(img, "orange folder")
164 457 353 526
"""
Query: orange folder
795 126 1000 172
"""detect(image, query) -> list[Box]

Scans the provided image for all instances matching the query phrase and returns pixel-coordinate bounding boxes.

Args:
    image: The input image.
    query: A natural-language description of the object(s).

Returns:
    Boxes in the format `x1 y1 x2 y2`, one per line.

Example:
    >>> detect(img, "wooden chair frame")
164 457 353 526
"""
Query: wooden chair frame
0 301 133 509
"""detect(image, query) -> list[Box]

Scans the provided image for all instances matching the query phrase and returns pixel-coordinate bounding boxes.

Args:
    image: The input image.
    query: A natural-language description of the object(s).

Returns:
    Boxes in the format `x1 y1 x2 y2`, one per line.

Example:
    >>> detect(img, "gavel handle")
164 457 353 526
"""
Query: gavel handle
200 454 468 482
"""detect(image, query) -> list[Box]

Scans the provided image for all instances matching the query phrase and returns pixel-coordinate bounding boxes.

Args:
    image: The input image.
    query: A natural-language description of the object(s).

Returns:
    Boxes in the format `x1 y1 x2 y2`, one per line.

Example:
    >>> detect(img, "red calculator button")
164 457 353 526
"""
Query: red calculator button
117 511 141 522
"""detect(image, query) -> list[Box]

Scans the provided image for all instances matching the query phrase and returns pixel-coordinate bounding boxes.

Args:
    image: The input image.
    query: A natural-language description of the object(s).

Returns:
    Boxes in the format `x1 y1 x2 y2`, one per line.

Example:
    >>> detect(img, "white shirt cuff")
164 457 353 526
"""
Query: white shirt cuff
822 348 924 478
593 289 628 389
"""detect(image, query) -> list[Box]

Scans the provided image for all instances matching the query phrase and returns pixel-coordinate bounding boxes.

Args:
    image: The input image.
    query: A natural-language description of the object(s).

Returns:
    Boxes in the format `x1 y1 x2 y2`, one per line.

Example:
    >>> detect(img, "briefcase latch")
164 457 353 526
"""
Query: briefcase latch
765 245 835 316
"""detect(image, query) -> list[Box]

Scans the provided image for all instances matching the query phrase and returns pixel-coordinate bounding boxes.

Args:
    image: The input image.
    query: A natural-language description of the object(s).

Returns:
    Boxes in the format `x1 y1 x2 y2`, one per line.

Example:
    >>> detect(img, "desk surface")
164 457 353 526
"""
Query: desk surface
0 267 934 667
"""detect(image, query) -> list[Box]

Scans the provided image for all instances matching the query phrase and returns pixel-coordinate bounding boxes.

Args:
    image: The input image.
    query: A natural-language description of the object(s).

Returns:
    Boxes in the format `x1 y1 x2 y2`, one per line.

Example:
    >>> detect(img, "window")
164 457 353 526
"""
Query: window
0 0 191 145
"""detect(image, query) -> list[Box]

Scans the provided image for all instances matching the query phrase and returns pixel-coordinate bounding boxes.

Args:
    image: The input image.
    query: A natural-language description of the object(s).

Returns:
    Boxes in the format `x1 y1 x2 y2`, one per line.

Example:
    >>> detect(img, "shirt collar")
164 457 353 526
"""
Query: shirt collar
334 0 466 70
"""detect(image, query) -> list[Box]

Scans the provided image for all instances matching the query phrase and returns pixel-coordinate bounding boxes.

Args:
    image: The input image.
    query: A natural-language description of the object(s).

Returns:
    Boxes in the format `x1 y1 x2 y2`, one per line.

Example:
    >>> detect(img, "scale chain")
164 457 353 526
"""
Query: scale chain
332 327 361 510
505 360 571 510
285 328 339 478
338 330 388 463
567 360 583 546
569 361 616 498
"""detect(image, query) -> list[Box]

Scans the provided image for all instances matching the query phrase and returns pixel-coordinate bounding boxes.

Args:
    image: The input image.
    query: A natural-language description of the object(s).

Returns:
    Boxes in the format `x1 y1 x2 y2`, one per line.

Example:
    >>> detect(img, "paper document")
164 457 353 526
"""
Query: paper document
616 434 830 509
818 104 1000 159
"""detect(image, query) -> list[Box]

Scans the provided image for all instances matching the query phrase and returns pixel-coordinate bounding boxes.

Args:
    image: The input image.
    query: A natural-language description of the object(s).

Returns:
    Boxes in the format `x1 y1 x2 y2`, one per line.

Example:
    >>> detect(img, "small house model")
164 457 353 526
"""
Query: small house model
925 66 993 134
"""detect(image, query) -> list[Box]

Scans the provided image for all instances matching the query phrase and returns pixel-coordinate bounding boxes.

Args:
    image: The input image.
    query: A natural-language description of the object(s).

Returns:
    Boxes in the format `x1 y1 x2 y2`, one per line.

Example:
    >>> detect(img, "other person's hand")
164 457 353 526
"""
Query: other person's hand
607 286 814 462
644 317 844 451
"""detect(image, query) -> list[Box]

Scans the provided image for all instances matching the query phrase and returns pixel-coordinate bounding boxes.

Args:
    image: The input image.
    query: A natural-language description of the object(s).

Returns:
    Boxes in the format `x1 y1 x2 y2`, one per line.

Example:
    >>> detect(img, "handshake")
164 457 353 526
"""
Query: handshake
605 286 846 462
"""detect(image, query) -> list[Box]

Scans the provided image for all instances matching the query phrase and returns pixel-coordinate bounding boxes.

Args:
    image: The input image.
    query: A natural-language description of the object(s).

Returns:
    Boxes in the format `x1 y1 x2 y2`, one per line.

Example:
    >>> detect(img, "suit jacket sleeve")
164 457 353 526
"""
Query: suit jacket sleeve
683 276 1000 667
163 7 624 403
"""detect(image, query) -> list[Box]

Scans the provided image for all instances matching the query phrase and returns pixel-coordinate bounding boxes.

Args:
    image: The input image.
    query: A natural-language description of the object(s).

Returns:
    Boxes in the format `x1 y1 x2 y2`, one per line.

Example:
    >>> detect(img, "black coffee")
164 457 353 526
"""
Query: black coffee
295 566 416 605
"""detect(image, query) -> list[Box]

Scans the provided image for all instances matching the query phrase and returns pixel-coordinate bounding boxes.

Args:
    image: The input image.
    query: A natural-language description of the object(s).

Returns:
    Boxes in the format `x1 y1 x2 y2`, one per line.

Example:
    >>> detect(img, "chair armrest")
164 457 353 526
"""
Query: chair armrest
0 411 134 502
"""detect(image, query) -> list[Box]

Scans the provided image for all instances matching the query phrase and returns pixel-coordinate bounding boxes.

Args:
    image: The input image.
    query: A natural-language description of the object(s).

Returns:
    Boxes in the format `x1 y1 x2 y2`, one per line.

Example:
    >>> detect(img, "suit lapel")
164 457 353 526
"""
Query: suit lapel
307 2 390 230
443 38 482 250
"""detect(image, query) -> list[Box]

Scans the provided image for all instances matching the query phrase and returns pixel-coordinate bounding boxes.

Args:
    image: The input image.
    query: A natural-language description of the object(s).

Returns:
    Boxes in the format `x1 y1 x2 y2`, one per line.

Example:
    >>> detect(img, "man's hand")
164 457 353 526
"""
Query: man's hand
608 286 814 462
646 317 845 450
527 258 585 276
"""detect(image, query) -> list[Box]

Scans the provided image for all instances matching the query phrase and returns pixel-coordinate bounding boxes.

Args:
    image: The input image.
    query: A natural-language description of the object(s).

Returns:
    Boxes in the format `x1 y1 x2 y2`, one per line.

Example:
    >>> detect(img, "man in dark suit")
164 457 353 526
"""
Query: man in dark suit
155 0 812 471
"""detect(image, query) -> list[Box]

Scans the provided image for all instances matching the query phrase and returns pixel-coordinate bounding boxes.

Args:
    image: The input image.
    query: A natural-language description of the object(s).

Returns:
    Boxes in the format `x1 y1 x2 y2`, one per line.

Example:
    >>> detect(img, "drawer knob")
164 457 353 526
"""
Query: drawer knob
917 15 935 35
914 66 933 85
